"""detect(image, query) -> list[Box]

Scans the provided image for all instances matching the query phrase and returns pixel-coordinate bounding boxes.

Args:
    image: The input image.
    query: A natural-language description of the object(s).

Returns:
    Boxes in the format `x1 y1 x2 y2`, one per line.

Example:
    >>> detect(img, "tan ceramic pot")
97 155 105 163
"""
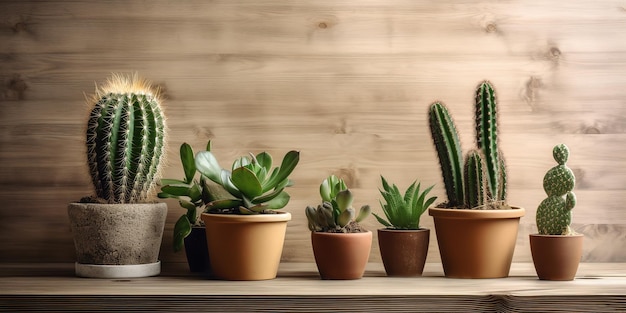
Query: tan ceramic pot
429 207 525 278
201 212 291 281
530 233 583 281
311 231 372 280
378 228 430 277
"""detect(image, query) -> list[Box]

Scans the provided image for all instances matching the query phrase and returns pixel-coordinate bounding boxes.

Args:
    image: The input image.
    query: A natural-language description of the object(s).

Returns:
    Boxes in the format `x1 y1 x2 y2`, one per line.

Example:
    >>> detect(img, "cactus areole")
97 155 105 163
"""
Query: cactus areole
86 74 166 204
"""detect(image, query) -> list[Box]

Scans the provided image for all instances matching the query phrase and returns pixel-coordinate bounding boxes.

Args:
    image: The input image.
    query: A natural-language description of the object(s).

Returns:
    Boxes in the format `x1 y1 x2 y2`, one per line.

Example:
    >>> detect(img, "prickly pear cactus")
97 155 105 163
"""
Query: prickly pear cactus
86 74 166 204
536 144 577 235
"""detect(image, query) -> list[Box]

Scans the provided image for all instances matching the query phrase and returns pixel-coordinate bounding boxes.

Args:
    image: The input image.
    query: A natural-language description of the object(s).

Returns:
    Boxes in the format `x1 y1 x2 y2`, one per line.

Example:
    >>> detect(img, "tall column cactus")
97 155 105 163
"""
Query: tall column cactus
86 74 166 204
428 81 507 209
536 144 577 235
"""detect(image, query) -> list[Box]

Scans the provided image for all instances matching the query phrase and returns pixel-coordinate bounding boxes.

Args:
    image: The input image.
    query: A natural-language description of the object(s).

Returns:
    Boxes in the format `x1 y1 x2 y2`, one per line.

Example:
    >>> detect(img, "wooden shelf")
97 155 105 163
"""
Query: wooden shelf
1 263 625 312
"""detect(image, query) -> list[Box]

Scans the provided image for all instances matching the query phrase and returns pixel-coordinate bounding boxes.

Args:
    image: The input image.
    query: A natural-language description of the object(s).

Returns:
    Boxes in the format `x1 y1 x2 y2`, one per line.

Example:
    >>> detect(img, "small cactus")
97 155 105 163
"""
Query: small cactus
536 144 577 235
429 81 507 209
86 73 166 204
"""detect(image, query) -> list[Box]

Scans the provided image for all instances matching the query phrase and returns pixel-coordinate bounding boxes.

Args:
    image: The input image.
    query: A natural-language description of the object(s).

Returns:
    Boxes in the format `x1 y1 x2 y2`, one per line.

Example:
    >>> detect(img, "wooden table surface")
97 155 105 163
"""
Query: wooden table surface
1 263 625 312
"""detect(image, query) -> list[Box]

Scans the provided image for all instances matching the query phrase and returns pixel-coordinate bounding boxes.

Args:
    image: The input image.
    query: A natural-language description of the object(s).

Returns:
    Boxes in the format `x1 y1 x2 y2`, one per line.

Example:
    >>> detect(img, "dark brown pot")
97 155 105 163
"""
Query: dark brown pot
429 207 525 278
311 231 372 280
530 234 583 281
184 227 210 273
378 228 429 277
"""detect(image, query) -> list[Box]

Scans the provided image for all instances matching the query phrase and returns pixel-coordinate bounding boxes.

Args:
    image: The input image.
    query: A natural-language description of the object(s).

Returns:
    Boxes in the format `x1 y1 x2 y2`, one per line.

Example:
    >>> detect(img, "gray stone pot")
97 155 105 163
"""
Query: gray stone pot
68 202 167 278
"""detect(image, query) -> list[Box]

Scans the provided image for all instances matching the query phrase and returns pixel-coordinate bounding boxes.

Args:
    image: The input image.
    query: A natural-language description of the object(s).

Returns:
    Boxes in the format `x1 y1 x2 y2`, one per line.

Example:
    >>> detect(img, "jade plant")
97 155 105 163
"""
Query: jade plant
193 144 300 214
305 175 371 233
428 81 508 210
85 73 166 204
373 176 437 230
536 144 577 235
158 141 224 251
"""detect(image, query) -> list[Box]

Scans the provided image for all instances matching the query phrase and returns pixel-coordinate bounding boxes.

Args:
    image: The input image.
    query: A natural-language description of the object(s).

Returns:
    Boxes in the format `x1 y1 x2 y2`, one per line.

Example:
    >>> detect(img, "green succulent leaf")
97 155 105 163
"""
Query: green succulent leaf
206 198 243 211
335 189 354 212
373 212 391 227
251 187 285 204
231 166 263 199
173 215 192 252
356 205 371 223
180 143 196 184
256 152 273 173
264 191 290 210
160 178 187 186
337 208 355 227
160 184 192 197
195 151 223 185
263 150 300 192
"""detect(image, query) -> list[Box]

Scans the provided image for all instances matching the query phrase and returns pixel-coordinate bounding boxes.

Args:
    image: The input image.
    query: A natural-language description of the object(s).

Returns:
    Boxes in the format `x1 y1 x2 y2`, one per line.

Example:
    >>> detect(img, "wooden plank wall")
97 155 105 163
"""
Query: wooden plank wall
1 0 625 264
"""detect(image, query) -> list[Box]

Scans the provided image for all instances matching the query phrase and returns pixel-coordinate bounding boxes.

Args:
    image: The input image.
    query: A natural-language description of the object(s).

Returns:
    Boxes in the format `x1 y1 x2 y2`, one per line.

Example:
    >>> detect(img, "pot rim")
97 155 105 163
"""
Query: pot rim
311 230 372 237
428 206 525 219
530 233 584 238
201 211 291 223
377 228 429 233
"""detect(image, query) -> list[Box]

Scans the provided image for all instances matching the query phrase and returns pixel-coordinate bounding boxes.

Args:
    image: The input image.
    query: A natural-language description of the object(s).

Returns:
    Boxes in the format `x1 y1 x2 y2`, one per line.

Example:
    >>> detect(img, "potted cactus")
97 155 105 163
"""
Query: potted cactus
158 142 216 273
374 176 437 277
67 73 168 278
427 81 525 278
530 144 583 280
305 175 372 280
193 143 300 280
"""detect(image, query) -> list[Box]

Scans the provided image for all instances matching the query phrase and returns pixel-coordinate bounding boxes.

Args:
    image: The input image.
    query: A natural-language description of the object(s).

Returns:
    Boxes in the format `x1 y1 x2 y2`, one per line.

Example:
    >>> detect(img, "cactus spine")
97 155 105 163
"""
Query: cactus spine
86 74 166 204
536 144 576 235
429 81 507 209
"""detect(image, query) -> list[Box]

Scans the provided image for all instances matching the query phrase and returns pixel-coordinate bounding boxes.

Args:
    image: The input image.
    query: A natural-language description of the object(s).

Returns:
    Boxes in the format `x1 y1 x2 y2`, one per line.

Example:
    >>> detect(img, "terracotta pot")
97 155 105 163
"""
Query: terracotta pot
184 226 210 273
67 202 167 278
201 212 291 281
378 228 430 277
429 207 525 278
311 231 372 280
530 233 583 281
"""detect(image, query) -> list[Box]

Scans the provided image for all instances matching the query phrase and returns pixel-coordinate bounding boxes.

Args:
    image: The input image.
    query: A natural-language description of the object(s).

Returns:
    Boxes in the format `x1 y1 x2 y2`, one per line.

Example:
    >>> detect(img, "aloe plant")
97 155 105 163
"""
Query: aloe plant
373 176 437 230
86 73 166 204
428 81 508 210
194 143 300 214
305 175 371 233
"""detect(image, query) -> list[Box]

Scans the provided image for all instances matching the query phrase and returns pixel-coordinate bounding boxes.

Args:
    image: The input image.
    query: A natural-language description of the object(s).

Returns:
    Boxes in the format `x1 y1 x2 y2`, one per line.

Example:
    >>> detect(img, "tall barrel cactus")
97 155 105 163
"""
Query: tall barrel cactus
536 144 576 235
86 74 166 204
428 81 507 209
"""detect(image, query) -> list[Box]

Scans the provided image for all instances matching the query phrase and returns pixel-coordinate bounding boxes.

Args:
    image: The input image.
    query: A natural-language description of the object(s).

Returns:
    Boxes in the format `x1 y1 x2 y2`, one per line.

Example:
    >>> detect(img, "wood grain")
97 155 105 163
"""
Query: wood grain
1 0 625 263
0 263 625 312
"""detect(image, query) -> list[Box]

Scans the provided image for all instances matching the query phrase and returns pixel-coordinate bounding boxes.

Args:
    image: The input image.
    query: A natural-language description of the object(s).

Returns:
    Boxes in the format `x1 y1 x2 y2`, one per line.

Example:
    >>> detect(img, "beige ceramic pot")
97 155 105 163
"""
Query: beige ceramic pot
378 228 430 277
429 207 525 278
311 231 372 280
201 212 291 281
530 233 583 281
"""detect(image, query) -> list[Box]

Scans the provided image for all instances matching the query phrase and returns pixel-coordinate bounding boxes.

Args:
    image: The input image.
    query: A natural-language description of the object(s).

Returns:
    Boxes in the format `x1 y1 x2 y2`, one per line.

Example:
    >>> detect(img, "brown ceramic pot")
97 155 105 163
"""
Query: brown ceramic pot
201 212 291 281
378 228 430 277
429 207 525 278
530 233 583 281
311 231 372 280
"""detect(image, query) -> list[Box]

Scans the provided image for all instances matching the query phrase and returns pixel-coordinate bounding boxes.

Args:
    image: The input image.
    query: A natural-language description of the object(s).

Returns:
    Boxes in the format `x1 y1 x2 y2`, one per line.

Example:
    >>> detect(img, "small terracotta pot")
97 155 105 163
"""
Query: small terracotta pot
530 233 583 281
201 212 291 281
311 231 372 280
184 226 210 273
378 228 430 277
429 207 525 278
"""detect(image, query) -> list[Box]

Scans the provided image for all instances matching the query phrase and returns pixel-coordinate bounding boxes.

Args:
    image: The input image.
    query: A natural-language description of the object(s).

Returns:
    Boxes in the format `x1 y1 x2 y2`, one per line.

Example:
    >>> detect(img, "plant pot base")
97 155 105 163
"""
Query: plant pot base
75 261 161 278
530 234 583 281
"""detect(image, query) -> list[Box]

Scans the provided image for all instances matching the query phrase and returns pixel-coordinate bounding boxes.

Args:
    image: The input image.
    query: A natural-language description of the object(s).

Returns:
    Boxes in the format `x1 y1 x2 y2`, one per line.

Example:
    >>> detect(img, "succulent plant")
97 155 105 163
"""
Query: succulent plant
86 73 166 204
536 144 577 235
194 144 300 214
158 142 213 251
305 175 371 233
428 81 508 210
373 176 437 230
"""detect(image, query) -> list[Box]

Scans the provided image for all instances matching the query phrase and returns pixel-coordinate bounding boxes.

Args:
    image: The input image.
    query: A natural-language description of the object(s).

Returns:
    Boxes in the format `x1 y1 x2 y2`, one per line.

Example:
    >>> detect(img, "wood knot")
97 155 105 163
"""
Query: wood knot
318 22 328 29
5 74 28 100
550 47 561 58
336 167 359 188
12 22 27 33
485 23 497 33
